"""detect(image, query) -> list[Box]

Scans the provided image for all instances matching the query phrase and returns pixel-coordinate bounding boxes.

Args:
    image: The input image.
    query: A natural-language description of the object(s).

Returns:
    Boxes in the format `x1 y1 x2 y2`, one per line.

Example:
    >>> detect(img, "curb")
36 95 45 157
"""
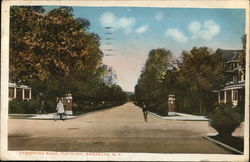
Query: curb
148 111 209 121
9 105 122 120
68 105 121 119
203 135 243 154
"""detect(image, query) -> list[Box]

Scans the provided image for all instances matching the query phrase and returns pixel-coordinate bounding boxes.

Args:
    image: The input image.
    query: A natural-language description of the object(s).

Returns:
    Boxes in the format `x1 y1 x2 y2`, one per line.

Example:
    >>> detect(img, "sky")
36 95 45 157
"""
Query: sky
45 6 246 92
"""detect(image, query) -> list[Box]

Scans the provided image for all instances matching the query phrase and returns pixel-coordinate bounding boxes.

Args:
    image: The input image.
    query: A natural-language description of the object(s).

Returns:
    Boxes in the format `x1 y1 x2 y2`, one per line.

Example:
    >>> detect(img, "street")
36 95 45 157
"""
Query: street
8 102 232 153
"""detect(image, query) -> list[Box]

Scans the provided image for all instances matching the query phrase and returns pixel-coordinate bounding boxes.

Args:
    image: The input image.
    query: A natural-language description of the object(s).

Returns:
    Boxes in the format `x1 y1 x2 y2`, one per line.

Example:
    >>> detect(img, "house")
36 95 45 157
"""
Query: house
9 83 32 100
216 49 245 107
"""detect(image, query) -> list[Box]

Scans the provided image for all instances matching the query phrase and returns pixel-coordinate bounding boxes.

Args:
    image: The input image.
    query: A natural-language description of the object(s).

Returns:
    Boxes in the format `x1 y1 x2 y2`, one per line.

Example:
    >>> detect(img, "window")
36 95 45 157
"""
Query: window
229 63 232 70
233 75 238 83
233 90 238 101
24 89 30 99
9 87 15 98
16 88 22 99
240 72 245 82
220 91 224 101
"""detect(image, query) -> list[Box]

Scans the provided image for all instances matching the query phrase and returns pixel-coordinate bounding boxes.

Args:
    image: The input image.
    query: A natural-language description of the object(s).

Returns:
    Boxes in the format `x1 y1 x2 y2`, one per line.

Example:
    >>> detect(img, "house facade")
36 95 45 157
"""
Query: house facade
216 49 245 107
9 83 32 100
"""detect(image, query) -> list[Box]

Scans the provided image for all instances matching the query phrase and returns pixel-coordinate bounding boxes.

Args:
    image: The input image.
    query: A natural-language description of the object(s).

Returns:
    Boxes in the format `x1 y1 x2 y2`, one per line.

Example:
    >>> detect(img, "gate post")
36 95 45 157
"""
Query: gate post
168 94 175 115
65 94 73 115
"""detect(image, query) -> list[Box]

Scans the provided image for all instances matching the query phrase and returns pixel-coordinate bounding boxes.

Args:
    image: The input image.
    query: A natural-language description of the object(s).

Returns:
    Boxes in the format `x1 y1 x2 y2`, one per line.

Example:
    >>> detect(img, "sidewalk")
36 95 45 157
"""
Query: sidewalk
9 113 77 120
149 111 244 137
149 111 209 121
29 113 76 120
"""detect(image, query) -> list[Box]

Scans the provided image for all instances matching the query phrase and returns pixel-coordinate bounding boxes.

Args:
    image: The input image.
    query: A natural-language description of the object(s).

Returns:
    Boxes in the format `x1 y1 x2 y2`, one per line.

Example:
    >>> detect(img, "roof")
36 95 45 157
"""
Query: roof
9 83 31 89
218 49 243 61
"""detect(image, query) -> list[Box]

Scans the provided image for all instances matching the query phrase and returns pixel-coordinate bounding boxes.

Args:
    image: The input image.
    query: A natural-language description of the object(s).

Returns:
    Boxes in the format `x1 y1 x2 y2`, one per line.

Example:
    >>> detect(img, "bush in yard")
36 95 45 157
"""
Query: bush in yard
234 105 245 120
155 102 169 116
9 99 40 114
25 99 40 114
9 99 25 114
209 104 243 136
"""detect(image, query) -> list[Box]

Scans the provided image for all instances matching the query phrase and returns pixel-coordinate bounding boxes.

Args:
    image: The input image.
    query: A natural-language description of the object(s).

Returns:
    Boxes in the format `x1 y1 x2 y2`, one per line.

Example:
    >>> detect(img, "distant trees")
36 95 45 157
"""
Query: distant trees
135 49 172 115
239 34 246 70
9 6 127 113
134 47 225 115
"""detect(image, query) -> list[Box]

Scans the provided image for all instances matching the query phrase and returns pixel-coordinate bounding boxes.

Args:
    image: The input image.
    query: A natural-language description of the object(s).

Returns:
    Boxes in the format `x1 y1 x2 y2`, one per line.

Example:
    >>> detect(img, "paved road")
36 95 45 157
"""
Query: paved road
8 102 231 153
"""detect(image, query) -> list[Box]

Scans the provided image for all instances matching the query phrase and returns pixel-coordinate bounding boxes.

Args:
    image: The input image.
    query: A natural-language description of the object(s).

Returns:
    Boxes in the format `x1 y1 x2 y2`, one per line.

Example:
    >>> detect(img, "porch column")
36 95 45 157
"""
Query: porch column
14 88 16 99
224 91 227 104
29 89 32 100
218 92 220 103
231 90 234 104
22 89 25 100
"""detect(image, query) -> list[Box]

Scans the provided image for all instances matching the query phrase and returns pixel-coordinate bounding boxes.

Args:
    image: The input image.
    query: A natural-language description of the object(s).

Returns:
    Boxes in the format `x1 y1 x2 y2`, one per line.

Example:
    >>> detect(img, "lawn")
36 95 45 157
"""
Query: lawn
209 135 244 153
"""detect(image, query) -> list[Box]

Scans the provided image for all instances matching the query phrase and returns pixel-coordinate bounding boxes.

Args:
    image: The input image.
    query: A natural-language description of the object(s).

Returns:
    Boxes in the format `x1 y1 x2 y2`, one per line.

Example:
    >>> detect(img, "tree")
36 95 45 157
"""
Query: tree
177 47 225 114
239 34 246 70
10 6 102 85
10 6 126 113
135 48 172 114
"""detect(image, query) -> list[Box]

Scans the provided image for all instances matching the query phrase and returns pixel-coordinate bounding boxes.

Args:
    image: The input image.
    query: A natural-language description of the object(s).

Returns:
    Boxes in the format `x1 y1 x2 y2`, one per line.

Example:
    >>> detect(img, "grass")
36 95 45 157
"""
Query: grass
208 135 244 152
9 114 36 119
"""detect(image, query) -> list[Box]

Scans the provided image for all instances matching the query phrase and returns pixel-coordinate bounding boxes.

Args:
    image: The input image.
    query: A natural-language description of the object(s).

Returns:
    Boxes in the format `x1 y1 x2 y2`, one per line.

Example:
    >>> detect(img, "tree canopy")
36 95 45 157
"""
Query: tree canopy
134 47 226 115
177 47 225 114
9 6 127 113
10 6 102 84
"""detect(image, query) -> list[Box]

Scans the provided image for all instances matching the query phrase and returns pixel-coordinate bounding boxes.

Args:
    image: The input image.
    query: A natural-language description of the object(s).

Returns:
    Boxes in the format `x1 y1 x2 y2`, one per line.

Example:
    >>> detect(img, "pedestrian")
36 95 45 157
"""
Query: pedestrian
56 100 65 120
142 103 148 122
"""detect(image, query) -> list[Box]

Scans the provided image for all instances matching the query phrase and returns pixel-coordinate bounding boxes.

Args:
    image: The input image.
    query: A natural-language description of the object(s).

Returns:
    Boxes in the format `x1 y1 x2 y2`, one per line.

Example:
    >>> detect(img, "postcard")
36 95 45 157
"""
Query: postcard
1 0 249 161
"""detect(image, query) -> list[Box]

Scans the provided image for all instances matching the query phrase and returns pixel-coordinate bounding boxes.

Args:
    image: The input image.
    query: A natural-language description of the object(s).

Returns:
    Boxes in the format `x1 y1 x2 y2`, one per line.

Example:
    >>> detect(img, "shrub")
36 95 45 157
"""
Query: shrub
155 102 168 116
25 99 40 114
9 99 40 114
9 99 25 114
234 105 245 120
44 100 57 113
209 104 243 136
181 97 197 114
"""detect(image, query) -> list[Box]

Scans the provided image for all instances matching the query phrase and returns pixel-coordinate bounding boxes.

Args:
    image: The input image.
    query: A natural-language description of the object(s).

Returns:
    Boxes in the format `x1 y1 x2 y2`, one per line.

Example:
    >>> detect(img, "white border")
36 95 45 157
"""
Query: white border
1 0 249 161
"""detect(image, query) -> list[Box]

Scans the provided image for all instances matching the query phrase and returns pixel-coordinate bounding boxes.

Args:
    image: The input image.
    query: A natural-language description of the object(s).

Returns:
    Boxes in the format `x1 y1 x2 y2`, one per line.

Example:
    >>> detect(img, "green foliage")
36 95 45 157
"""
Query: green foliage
234 105 245 120
10 6 102 83
9 99 25 114
9 99 40 114
177 47 225 114
209 104 243 136
239 34 246 71
155 102 168 116
135 47 226 115
135 48 172 115
9 6 128 114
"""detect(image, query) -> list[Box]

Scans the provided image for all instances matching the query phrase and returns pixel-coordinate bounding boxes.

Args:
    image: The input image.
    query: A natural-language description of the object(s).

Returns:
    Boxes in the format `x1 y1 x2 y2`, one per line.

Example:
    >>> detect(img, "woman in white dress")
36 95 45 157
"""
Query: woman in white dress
56 100 65 120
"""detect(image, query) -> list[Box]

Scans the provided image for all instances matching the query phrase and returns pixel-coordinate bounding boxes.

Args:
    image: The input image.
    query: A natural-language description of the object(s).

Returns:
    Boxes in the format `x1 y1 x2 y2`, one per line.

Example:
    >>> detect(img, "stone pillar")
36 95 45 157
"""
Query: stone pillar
168 94 175 116
65 94 73 115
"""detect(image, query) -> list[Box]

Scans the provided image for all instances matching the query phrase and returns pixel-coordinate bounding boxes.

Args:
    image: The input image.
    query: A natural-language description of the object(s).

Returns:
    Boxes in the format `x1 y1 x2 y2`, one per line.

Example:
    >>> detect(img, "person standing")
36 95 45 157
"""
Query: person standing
56 100 65 120
142 103 148 122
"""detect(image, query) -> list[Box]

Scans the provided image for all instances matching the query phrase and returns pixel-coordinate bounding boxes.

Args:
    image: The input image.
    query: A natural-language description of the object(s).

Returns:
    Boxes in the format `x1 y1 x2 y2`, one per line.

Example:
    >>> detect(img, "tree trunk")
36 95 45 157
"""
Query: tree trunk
179 100 182 113
199 97 202 114
203 103 206 114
